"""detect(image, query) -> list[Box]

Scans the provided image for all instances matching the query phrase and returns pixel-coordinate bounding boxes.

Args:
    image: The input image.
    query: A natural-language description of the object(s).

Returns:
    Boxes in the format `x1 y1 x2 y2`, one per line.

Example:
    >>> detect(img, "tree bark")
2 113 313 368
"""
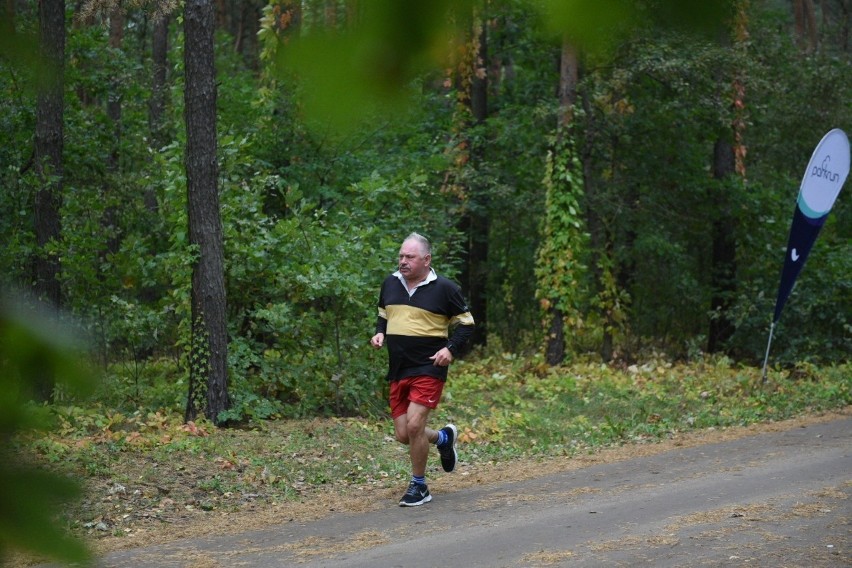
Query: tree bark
453 13 489 349
707 3 747 354
104 6 124 255
707 139 738 354
33 0 65 400
34 0 65 311
793 0 819 52
146 12 169 211
466 15 488 347
3 0 14 34
184 0 230 425
557 41 578 127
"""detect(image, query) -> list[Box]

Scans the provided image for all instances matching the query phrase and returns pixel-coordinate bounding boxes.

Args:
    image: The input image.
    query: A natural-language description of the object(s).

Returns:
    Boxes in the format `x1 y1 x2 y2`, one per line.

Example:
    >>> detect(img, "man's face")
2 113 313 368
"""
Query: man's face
398 239 430 282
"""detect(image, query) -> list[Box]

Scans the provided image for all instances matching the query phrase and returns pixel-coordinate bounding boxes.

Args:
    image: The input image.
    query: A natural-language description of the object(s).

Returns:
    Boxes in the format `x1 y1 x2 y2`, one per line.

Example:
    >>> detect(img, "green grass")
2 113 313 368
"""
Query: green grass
439 355 849 456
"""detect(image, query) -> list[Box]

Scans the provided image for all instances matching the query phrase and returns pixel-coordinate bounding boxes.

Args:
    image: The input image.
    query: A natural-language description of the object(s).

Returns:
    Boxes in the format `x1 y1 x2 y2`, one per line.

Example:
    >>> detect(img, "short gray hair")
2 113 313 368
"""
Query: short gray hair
404 232 432 256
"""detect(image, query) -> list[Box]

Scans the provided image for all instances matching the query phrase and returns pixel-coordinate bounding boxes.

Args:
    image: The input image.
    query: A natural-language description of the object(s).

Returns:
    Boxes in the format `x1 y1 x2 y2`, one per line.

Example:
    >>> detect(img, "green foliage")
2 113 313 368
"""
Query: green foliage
475 30 558 344
535 133 589 335
0 291 95 564
575 29 730 353
0 468 87 564
269 0 477 132
588 252 630 339
1 0 849 445
218 161 456 420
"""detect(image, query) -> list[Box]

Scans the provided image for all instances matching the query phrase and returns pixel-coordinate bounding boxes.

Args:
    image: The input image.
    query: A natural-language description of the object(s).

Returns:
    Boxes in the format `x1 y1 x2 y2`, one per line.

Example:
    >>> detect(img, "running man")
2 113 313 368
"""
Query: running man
370 232 475 506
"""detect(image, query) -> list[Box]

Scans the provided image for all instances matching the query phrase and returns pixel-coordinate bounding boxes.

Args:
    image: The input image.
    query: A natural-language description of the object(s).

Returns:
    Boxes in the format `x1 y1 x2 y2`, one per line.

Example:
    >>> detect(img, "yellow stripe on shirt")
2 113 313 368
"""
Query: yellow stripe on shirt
451 312 475 326
385 304 451 337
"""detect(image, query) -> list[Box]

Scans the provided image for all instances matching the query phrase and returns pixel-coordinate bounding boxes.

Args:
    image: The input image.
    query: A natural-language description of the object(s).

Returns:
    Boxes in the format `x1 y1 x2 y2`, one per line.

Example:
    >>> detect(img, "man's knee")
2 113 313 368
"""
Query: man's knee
405 418 427 442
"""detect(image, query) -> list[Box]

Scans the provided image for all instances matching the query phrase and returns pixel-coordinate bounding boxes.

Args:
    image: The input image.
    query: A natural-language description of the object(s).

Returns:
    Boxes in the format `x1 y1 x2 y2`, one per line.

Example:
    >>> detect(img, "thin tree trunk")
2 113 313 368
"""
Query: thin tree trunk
33 0 66 399
149 13 169 142
707 139 737 353
794 0 819 51
324 0 338 27
215 0 227 29
466 14 488 347
72 1 95 106
107 7 123 162
3 0 14 34
184 0 230 424
34 0 65 311
557 41 578 127
452 13 489 349
707 2 747 354
104 6 123 255
839 0 851 51
147 12 169 211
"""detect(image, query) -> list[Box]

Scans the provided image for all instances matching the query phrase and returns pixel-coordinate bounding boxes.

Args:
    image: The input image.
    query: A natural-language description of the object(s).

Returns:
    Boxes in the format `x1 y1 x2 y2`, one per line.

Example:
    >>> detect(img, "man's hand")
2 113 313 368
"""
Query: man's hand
429 347 454 367
371 332 385 349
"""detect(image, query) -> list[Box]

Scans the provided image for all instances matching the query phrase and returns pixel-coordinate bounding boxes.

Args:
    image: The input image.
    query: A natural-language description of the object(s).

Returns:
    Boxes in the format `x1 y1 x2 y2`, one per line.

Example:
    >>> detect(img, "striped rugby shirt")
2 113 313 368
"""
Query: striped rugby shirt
376 268 475 382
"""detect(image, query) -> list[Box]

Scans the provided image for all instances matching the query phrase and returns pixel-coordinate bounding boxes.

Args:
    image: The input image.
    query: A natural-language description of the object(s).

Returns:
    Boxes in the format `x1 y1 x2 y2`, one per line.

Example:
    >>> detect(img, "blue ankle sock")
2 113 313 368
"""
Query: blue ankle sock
412 475 426 486
436 429 447 447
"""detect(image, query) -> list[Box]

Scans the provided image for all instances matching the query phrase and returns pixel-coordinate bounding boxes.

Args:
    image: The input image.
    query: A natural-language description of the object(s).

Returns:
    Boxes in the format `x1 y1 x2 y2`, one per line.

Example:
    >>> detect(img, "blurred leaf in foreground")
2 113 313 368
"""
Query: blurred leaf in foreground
275 0 731 132
276 0 475 132
0 289 96 565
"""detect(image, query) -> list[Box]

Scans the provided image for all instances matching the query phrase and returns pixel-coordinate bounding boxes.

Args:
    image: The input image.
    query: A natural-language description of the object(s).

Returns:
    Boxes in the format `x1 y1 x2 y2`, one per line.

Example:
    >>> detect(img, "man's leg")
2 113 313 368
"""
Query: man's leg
392 409 439 445
391 378 447 506
395 402 437 476
395 403 437 506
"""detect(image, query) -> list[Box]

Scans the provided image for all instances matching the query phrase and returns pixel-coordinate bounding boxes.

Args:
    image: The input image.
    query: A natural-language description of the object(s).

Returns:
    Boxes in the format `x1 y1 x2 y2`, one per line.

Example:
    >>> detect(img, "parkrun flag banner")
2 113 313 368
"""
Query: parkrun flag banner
762 128 850 379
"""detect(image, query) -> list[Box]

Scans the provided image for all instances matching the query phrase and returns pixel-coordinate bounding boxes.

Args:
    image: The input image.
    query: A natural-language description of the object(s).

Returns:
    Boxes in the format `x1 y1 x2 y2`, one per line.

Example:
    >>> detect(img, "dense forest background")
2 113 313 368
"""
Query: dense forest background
1 0 849 425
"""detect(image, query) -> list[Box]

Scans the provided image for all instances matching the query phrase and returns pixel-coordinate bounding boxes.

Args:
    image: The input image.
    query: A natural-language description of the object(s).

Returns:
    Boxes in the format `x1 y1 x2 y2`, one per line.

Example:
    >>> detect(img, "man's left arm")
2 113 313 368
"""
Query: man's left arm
445 284 475 358
445 318 474 357
430 317 473 367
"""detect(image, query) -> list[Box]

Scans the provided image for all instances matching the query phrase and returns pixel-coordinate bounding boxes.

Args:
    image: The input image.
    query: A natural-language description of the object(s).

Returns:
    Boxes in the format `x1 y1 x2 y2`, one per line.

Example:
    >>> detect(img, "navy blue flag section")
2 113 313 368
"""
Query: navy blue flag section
762 128 850 380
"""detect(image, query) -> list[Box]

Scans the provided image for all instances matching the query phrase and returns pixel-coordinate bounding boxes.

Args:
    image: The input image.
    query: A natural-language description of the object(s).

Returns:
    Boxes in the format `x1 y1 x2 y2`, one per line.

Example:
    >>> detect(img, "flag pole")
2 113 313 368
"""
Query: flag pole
761 321 776 383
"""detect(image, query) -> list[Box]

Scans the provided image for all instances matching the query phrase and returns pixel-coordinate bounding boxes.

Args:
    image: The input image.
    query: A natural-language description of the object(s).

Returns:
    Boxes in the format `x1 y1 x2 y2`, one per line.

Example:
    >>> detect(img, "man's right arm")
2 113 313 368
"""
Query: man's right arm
372 282 387 348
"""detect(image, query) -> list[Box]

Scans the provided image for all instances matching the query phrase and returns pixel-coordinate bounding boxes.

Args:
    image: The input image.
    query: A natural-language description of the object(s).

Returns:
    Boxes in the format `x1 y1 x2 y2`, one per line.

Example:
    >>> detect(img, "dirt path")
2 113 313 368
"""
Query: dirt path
90 411 850 567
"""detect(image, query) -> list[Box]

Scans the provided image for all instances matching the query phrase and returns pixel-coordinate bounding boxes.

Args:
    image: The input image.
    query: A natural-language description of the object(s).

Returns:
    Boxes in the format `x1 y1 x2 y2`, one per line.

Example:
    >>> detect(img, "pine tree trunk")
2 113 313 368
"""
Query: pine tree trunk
3 0 14 34
707 4 747 354
104 7 123 255
33 0 65 400
467 15 488 347
794 0 819 52
184 0 230 424
146 13 169 212
707 139 737 354
34 0 65 311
